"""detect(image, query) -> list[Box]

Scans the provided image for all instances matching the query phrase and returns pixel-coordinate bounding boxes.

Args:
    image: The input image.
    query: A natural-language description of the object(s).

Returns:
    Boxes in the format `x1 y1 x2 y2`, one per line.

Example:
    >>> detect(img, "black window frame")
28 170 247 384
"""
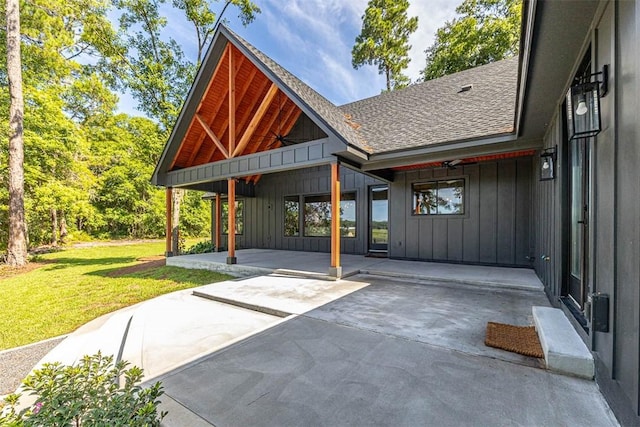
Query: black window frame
412 178 466 216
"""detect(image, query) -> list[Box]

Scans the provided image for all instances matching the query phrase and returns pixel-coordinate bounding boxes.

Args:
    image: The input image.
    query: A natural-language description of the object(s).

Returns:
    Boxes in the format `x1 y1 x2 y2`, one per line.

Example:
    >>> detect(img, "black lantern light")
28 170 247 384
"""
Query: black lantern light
566 65 608 140
539 146 556 181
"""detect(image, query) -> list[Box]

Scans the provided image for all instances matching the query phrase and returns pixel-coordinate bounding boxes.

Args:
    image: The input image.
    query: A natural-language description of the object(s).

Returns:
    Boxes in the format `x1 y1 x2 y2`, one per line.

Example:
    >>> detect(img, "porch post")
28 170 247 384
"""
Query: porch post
330 162 342 278
215 192 222 252
227 178 237 264
165 187 173 257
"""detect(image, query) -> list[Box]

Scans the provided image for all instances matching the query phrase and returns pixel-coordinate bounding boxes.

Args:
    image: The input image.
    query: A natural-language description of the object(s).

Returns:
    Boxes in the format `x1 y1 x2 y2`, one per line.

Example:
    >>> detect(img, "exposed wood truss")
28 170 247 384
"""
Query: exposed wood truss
169 44 304 184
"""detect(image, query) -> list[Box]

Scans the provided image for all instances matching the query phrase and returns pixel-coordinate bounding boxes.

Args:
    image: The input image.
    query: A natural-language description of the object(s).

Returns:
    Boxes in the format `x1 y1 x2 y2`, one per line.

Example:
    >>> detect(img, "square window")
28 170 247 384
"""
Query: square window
303 193 357 237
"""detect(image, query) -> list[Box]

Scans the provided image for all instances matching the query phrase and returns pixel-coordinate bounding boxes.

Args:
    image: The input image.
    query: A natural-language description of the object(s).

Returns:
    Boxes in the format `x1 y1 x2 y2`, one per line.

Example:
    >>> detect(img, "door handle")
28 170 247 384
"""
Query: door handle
578 220 586 224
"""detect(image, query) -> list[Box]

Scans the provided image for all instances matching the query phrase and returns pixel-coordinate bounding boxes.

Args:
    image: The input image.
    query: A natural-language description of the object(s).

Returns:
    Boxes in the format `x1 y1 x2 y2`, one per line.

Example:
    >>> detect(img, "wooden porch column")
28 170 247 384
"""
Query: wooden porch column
227 178 237 264
215 193 222 252
165 187 173 257
330 162 342 278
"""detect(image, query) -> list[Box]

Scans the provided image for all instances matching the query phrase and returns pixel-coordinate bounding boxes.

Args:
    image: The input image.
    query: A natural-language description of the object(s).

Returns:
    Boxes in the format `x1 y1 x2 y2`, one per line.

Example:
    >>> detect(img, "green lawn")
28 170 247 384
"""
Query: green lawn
0 242 231 350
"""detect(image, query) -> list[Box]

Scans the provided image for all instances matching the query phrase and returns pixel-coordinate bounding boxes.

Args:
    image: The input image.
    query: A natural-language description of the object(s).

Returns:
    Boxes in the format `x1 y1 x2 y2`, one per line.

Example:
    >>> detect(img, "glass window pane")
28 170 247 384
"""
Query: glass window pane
221 200 244 235
371 187 388 245
340 192 356 238
304 195 331 237
412 179 464 215
413 182 437 215
284 196 299 237
437 180 464 214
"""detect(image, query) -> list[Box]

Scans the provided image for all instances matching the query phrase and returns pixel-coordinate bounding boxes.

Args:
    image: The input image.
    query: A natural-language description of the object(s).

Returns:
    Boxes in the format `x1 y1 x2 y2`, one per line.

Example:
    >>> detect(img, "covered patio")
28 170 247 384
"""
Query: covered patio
166 249 543 291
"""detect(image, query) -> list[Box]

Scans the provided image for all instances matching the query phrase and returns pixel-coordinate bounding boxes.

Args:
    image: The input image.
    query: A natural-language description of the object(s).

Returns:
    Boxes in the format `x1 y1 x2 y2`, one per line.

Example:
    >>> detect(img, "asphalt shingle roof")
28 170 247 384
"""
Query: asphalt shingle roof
339 58 519 154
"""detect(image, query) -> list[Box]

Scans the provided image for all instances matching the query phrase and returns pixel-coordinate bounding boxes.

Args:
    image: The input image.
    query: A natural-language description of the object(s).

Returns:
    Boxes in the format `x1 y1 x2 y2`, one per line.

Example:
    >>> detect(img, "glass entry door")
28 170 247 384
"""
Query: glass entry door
369 186 388 252
568 138 588 309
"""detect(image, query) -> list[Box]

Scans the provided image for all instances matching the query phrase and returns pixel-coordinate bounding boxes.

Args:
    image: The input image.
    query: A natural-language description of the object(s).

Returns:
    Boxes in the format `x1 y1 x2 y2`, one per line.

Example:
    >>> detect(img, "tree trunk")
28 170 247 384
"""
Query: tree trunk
51 208 58 246
385 67 391 91
171 188 185 254
6 0 28 266
59 212 68 243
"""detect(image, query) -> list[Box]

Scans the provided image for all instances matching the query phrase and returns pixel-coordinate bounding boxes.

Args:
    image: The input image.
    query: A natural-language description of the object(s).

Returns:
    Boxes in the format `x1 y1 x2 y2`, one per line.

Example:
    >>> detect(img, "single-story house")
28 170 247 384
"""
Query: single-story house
152 0 640 423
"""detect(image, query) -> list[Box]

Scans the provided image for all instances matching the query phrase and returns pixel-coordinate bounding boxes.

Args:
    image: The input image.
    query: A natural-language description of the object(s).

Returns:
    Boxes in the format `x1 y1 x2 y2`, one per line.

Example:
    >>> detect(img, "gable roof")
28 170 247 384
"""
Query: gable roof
152 25 372 186
340 58 519 154
153 25 521 186
226 28 372 154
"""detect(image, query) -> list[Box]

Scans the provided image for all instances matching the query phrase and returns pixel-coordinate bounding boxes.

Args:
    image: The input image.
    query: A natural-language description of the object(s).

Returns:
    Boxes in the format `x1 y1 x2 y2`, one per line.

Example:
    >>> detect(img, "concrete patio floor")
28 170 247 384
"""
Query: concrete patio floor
167 249 543 291
21 258 616 426
156 275 617 427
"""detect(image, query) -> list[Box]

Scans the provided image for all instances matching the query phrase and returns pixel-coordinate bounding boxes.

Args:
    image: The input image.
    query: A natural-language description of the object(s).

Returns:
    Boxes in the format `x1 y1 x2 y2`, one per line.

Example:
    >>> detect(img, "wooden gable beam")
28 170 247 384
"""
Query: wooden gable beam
233 77 270 144
252 101 300 154
246 97 288 155
231 82 279 158
183 49 247 167
228 45 236 156
203 66 261 164
195 113 229 159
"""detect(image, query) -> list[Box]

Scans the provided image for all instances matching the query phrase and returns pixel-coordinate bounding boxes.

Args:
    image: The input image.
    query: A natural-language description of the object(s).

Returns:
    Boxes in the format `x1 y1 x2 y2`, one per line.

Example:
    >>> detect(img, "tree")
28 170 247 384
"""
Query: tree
107 0 260 131
104 0 259 252
5 0 27 266
421 0 521 80
352 0 418 91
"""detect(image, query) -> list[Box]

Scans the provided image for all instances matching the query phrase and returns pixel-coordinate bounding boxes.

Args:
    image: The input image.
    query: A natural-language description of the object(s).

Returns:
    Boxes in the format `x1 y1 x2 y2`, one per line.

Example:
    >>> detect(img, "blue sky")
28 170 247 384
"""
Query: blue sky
117 0 460 115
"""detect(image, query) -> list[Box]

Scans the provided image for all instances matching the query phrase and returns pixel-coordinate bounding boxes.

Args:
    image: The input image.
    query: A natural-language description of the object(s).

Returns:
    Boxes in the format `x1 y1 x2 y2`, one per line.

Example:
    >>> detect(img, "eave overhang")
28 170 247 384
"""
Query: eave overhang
517 0 600 141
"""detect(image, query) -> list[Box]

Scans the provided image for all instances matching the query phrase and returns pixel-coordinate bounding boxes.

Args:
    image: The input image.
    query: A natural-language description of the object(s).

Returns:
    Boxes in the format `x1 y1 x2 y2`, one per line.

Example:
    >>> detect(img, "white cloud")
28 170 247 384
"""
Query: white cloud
407 0 459 80
248 0 460 103
112 0 461 114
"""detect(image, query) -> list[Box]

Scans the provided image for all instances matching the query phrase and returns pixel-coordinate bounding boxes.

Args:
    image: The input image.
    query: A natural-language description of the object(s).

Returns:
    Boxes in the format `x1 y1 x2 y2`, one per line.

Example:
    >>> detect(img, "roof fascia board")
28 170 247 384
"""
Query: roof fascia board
363 135 542 171
515 0 537 136
221 27 370 159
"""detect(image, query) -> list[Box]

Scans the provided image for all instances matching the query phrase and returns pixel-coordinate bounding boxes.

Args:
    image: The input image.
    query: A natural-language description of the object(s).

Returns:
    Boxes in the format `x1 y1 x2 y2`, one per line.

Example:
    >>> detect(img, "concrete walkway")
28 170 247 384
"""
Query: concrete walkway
28 275 369 384
168 249 543 291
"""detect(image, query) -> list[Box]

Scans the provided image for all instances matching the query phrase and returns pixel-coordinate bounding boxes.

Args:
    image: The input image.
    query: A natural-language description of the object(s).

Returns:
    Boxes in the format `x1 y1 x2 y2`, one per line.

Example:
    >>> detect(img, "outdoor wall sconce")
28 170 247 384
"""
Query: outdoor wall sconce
566 65 608 140
540 146 556 181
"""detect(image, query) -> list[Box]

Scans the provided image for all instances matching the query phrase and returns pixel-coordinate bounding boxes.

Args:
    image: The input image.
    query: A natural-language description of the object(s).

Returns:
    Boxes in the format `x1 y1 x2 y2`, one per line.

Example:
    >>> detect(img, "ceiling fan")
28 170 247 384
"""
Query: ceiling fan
255 90 306 149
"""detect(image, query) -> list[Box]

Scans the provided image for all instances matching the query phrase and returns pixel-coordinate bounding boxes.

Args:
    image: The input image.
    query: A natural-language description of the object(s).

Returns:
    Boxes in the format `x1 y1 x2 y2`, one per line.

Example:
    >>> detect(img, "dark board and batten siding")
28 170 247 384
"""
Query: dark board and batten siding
389 158 533 267
215 165 382 254
530 3 640 424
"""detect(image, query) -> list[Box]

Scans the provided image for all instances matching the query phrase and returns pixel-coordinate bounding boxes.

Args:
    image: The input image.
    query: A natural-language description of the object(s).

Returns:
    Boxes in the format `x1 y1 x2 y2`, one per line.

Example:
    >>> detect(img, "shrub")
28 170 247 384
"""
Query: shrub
184 240 215 255
0 352 166 426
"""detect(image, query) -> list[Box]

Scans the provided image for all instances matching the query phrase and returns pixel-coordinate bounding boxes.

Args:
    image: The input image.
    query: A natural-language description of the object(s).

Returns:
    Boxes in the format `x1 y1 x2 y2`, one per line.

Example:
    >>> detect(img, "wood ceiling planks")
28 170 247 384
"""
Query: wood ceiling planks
169 41 304 175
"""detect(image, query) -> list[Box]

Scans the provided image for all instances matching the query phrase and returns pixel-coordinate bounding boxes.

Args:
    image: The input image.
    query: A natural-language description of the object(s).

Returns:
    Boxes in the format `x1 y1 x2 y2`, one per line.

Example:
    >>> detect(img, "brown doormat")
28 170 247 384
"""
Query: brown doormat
485 322 544 358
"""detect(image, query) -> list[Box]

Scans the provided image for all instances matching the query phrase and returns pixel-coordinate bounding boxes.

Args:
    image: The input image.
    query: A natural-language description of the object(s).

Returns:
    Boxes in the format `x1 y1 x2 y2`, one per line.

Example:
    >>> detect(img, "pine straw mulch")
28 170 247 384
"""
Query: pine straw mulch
105 256 166 278
0 260 56 280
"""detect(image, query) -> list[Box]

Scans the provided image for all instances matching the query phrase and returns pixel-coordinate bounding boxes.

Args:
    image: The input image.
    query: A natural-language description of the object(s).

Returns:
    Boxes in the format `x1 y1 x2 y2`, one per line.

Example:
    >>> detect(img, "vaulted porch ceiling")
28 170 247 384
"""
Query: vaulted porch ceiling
169 44 307 184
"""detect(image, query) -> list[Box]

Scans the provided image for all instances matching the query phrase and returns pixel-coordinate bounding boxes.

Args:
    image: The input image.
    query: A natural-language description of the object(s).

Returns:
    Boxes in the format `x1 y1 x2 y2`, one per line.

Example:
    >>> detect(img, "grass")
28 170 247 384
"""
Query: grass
0 241 232 350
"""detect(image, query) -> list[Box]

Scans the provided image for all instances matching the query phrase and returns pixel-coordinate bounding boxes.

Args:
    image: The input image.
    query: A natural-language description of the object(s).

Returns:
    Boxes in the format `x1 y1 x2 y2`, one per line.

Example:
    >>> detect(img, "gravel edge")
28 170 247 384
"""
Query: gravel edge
0 336 67 397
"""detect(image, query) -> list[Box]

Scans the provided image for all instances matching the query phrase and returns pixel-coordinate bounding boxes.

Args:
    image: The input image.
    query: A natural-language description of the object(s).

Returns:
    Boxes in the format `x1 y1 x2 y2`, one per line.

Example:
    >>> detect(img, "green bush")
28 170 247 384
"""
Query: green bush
184 240 215 255
0 352 166 426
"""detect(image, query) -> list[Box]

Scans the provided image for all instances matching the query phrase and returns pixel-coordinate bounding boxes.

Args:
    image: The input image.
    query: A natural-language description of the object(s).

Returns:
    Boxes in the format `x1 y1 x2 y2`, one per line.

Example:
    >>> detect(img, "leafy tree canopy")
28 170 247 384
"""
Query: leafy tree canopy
352 0 418 91
421 0 522 81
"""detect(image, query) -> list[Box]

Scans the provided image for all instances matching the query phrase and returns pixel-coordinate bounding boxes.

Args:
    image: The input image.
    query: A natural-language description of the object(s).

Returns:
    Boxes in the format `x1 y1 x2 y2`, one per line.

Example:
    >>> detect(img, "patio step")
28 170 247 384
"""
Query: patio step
533 306 594 379
192 291 292 318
